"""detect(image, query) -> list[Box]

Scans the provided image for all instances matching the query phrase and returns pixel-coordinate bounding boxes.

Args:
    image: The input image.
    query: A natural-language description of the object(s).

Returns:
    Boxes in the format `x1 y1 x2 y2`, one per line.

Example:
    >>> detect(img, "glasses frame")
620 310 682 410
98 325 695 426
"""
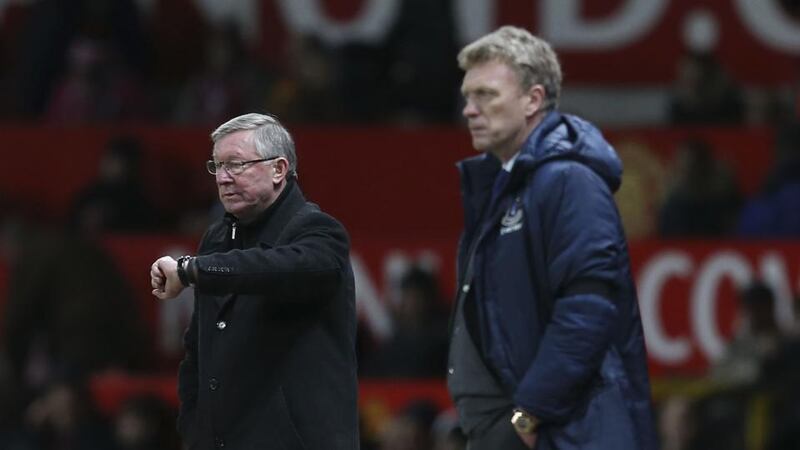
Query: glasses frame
206 156 281 176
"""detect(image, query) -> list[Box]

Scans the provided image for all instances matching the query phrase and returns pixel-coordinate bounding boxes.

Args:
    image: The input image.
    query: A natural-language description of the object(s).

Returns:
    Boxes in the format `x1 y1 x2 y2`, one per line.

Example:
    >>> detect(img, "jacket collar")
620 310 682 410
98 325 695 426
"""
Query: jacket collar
456 152 500 232
457 111 564 223
224 177 306 246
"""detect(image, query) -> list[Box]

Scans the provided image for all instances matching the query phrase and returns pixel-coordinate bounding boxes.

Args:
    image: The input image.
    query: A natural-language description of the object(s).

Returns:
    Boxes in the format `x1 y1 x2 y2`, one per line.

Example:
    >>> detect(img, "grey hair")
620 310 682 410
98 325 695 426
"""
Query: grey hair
458 26 562 112
211 113 297 176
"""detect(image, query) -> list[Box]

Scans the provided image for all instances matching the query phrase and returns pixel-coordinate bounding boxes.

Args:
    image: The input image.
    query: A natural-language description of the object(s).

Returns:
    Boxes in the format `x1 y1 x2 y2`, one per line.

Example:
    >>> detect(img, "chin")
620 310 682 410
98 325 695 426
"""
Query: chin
471 138 490 152
221 202 244 217
220 201 235 213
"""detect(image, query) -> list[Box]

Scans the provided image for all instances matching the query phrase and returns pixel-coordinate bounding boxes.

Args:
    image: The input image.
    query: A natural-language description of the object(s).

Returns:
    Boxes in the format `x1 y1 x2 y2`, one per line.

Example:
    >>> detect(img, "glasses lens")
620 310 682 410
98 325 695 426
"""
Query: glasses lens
226 162 245 175
207 159 273 176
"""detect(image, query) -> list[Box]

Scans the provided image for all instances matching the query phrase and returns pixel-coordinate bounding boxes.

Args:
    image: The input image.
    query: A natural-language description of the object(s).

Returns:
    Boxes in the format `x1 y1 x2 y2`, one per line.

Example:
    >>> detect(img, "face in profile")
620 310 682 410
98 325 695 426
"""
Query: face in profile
461 59 537 157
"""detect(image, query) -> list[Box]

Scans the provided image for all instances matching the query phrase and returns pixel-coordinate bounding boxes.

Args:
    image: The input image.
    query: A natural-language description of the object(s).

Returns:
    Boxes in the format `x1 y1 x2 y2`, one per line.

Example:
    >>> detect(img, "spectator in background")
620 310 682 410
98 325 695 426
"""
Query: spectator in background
658 396 697 450
378 414 428 450
69 135 160 233
1 214 151 394
433 428 467 450
745 87 793 126
658 138 742 237
712 281 783 385
267 32 341 124
431 409 466 450
685 283 785 450
172 24 260 125
669 51 745 125
383 0 460 124
147 0 210 116
13 378 116 450
738 122 800 237
336 0 459 123
7 0 150 119
378 400 439 450
113 395 180 450
362 266 449 378
44 37 147 123
0 199 28 440
761 293 800 450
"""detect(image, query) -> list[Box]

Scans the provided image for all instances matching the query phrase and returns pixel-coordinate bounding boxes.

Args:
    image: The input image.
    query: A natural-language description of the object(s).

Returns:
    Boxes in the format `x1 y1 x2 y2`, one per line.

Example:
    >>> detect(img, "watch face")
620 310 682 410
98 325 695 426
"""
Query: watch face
512 410 537 433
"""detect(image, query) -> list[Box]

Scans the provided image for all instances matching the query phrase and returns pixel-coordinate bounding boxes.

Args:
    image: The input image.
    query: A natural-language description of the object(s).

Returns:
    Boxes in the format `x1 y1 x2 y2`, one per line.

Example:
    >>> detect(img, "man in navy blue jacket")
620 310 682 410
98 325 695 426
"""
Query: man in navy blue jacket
447 26 658 450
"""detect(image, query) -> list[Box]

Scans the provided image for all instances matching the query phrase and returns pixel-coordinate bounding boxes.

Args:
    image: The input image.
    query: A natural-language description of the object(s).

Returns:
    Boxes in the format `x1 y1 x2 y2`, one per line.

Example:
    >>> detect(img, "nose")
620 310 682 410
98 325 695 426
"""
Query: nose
216 168 234 184
463 99 479 118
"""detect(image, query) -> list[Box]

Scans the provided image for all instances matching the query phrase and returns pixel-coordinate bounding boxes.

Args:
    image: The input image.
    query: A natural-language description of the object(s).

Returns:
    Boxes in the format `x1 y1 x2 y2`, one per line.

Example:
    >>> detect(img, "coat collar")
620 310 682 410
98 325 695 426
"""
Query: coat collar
225 177 306 246
457 111 565 228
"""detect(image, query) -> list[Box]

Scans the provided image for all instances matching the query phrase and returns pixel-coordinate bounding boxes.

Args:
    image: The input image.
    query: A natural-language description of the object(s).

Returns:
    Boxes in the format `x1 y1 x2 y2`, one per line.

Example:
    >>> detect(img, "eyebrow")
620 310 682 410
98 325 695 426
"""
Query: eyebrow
462 86 496 96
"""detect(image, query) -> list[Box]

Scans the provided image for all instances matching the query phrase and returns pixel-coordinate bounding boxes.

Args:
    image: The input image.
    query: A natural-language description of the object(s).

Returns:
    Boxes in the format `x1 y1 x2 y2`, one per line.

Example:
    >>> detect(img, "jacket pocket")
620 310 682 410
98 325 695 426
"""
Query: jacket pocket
540 381 637 450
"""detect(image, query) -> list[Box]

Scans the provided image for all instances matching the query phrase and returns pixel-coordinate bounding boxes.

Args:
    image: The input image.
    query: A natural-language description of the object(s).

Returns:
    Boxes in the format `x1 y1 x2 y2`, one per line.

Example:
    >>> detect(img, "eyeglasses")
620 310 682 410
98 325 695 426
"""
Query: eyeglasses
206 156 280 176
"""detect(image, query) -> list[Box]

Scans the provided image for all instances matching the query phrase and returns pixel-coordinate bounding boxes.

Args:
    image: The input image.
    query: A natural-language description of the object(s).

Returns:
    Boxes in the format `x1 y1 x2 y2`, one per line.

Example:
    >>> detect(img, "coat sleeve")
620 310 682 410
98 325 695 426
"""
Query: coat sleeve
513 162 622 422
193 210 349 301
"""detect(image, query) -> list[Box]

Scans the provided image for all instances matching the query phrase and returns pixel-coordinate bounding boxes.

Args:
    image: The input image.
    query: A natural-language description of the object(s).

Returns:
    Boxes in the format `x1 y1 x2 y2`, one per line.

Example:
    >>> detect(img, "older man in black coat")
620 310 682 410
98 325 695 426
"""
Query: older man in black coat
150 113 358 450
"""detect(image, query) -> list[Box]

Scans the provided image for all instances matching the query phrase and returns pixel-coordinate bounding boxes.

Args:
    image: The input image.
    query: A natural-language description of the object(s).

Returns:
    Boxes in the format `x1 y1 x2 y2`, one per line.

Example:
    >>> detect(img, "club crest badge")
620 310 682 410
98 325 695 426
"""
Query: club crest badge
500 197 523 235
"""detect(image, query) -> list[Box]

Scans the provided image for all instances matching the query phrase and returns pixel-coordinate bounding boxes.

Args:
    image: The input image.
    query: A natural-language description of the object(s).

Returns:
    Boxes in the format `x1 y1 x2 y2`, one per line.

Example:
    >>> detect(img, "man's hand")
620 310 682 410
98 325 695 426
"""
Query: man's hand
515 430 537 449
150 256 183 300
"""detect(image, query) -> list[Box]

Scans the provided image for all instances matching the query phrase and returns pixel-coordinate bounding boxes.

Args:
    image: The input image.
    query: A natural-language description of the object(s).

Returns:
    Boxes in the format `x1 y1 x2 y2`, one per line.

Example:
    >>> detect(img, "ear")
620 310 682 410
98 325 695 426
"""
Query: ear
523 84 545 118
271 158 290 184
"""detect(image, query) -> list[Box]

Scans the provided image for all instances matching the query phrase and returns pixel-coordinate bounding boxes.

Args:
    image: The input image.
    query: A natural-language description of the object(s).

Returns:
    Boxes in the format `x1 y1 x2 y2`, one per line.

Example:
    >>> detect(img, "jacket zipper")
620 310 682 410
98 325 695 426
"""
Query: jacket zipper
231 221 237 240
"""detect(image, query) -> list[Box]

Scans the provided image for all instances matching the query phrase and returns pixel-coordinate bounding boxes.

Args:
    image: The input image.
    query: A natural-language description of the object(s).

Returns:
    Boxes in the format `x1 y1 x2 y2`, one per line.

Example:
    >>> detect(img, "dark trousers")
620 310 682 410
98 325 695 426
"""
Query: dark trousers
466 410 530 450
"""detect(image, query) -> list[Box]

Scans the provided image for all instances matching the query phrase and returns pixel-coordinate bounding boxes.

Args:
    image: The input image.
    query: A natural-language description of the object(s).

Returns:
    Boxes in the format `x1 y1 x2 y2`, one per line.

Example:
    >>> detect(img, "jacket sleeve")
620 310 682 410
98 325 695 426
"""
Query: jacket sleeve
176 295 199 441
513 162 622 422
193 210 349 301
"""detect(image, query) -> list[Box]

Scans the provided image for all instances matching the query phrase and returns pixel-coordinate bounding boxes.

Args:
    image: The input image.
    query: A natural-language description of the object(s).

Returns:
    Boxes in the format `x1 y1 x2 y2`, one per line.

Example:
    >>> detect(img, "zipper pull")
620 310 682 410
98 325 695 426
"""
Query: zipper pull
231 221 237 240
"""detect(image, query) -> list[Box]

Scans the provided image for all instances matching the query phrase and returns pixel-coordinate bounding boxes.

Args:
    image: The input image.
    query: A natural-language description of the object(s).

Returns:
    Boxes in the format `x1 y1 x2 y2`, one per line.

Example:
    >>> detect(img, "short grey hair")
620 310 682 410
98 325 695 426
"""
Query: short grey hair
211 113 297 177
458 26 562 112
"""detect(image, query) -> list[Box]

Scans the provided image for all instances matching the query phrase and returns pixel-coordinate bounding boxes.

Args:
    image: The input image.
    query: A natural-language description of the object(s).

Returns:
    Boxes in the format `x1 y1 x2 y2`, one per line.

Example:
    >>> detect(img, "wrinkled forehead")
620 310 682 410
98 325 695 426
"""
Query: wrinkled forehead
461 59 523 92
212 130 258 158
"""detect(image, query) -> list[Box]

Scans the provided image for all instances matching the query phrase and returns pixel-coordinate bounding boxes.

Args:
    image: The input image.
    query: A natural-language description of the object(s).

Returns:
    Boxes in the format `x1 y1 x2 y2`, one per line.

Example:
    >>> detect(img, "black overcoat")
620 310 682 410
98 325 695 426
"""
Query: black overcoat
177 180 358 450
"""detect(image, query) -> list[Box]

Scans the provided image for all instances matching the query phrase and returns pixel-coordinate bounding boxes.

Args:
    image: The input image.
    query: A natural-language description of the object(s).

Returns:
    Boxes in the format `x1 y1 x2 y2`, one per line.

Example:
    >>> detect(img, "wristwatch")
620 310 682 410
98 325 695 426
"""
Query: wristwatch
511 408 540 434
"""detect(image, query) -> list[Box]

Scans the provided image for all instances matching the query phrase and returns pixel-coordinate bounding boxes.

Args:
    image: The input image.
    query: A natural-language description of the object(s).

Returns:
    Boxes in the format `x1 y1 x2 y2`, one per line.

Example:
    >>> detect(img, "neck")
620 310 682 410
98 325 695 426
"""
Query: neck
491 111 546 163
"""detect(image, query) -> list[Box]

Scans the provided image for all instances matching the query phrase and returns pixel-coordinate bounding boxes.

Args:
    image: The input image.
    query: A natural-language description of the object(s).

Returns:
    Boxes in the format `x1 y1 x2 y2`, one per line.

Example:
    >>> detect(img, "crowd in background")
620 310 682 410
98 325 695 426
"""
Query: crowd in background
0 0 461 126
2 0 800 449
0 0 797 128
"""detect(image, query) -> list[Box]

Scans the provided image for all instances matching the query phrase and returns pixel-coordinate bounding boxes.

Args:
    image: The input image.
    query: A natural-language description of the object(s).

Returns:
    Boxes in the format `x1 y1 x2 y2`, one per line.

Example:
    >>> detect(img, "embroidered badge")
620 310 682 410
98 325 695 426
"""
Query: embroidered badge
500 197 524 235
